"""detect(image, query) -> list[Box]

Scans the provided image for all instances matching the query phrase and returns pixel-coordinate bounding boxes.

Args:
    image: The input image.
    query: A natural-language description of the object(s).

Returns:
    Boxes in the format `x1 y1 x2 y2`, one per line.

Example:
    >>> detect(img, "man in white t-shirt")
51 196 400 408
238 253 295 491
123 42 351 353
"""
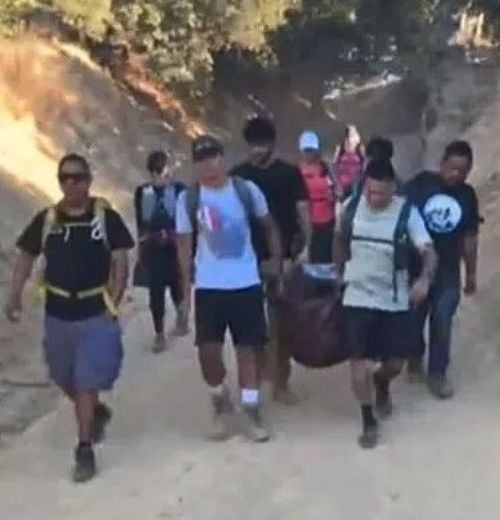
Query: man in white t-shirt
176 135 282 442
334 158 437 449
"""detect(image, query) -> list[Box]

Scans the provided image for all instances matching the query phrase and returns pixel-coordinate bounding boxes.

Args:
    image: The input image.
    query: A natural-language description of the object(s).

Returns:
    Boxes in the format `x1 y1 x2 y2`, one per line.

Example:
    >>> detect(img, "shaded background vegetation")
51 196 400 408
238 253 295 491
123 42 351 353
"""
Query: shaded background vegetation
1 1 499 104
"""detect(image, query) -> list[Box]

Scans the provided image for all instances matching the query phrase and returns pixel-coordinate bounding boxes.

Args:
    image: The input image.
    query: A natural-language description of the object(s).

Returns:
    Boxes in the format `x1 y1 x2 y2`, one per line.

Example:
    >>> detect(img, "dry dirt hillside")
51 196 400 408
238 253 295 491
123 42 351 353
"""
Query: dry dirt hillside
1 34 500 451
0 37 192 436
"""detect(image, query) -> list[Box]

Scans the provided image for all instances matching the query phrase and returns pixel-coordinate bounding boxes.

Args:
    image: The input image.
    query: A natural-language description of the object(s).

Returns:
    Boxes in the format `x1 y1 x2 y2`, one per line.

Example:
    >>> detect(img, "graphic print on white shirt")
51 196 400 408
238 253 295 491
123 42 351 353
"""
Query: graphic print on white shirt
198 204 246 259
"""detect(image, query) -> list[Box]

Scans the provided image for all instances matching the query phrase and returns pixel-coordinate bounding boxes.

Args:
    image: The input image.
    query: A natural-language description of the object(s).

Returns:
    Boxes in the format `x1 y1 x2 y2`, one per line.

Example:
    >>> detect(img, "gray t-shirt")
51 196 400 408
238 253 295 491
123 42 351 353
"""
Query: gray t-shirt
342 195 432 311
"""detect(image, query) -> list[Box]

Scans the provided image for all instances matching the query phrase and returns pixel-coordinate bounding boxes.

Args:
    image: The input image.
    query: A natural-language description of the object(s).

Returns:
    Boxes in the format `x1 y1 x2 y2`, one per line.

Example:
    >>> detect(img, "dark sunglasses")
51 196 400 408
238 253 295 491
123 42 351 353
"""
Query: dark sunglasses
58 173 90 184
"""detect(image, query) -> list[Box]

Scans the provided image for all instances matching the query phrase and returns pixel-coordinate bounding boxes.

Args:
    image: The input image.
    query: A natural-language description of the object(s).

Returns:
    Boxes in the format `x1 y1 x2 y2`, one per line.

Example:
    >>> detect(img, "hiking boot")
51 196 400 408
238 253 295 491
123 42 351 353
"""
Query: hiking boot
208 389 234 442
374 373 393 419
152 333 168 354
407 359 426 384
72 444 96 484
92 403 112 444
241 406 271 443
427 375 454 400
273 387 299 406
358 421 379 450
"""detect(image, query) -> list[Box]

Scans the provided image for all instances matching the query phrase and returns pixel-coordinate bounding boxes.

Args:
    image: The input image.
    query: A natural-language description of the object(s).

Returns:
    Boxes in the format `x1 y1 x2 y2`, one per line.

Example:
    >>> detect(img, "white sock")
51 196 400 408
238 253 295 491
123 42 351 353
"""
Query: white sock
241 388 260 407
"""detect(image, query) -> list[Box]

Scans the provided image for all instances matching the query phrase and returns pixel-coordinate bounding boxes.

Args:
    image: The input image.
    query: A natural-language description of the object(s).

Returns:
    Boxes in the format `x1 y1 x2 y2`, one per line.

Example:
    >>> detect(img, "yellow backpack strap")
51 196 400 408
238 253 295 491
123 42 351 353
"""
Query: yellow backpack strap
41 206 57 252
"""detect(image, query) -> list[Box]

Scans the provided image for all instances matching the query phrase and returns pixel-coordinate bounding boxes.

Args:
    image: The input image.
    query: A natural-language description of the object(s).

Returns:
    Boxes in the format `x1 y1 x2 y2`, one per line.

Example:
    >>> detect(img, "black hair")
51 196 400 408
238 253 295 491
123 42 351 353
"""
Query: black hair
365 158 396 182
243 115 276 144
58 154 90 175
366 137 394 161
443 140 473 165
192 135 224 162
146 150 171 174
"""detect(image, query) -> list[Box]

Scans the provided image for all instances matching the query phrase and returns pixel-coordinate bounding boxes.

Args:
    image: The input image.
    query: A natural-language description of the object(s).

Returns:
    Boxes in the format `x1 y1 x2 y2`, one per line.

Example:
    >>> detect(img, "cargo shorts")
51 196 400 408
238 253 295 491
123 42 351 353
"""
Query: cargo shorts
43 314 123 392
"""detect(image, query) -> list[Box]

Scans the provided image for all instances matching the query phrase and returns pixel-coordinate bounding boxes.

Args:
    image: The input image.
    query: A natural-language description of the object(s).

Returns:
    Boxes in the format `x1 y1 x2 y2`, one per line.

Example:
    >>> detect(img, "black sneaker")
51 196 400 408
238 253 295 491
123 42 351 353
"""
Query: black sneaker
358 421 379 450
374 373 393 419
92 403 112 444
73 444 96 483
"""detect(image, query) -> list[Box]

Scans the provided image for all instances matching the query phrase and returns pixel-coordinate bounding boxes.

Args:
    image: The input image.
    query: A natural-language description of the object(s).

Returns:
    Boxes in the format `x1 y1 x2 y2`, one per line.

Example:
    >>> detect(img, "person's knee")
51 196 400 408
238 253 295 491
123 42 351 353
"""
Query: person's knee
381 359 404 379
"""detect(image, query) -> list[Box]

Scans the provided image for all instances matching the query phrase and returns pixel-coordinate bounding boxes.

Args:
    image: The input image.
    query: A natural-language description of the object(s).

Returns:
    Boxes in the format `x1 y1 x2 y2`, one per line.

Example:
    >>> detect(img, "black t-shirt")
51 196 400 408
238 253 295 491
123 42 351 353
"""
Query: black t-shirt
230 159 307 259
17 204 134 321
405 171 480 280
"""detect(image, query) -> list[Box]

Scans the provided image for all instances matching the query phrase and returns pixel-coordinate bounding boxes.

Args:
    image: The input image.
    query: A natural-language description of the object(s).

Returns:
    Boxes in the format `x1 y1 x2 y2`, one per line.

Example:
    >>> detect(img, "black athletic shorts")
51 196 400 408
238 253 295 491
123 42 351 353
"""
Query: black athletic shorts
344 306 410 361
194 285 267 351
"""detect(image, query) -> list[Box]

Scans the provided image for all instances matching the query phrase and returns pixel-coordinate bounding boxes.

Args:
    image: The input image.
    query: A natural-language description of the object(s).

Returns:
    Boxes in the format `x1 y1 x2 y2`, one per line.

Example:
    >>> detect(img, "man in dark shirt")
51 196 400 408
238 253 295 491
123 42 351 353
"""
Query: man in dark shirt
230 115 311 404
5 154 134 483
134 150 187 353
406 140 480 398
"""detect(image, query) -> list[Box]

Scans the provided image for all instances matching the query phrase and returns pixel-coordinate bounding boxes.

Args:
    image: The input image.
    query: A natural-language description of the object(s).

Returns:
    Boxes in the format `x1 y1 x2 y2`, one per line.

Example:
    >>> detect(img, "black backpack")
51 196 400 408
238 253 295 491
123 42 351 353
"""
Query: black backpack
340 193 412 302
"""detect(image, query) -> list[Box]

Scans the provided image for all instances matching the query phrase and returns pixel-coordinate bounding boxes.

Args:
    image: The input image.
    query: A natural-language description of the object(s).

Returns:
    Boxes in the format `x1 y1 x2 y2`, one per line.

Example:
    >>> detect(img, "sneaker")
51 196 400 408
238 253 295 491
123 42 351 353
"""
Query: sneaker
92 403 112 444
152 334 168 354
171 310 189 337
208 389 234 442
358 421 379 450
273 387 299 406
374 373 393 419
407 359 426 384
241 406 271 443
73 444 96 483
427 375 454 400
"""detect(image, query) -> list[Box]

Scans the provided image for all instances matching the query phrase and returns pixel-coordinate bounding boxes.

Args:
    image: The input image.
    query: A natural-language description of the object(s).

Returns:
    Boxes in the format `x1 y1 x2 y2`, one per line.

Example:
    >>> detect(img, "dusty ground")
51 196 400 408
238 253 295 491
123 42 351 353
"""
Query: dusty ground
1 37 500 519
1 279 500 520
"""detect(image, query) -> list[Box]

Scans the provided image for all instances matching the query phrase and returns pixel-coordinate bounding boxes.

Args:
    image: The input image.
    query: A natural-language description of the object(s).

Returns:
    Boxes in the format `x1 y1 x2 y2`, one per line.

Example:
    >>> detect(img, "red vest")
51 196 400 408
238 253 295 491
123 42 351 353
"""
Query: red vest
299 161 335 225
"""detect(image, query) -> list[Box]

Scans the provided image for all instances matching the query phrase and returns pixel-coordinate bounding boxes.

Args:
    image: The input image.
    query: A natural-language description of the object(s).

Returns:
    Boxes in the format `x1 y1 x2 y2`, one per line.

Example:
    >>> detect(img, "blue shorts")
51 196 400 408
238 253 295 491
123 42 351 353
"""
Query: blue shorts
43 314 123 392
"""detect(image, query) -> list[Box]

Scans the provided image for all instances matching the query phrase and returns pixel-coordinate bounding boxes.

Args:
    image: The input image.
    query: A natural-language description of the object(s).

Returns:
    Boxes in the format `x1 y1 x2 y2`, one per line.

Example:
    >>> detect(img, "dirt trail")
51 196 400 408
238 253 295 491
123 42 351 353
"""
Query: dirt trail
1 283 500 520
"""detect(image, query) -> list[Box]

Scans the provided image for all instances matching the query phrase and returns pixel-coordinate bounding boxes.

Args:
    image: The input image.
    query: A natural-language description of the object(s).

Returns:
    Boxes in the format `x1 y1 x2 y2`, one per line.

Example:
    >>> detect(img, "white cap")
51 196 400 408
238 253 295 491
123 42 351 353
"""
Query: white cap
299 131 320 151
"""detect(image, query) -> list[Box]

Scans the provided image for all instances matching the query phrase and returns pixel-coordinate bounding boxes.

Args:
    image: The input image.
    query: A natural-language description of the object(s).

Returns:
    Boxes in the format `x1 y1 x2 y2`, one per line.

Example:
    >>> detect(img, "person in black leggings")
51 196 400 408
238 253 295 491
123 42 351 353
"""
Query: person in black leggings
134 151 187 353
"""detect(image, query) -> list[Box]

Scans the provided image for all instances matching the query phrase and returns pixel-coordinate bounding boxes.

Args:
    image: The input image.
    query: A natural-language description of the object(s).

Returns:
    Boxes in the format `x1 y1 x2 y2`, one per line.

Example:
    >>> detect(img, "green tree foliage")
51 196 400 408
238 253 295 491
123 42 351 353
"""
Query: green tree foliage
1 0 500 96
52 0 112 36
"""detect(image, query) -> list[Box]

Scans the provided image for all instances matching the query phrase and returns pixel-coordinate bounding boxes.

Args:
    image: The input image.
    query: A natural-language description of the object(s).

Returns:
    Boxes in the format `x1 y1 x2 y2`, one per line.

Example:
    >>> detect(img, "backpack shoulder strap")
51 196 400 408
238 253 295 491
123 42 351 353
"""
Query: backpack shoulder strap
340 193 361 242
232 176 255 218
93 197 110 249
184 183 201 231
41 205 58 253
391 197 413 302
394 198 412 244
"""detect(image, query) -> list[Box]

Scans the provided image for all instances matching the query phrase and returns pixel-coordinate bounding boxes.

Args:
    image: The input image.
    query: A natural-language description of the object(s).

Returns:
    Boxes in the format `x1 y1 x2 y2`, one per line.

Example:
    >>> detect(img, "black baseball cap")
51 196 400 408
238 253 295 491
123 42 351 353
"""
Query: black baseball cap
192 135 224 162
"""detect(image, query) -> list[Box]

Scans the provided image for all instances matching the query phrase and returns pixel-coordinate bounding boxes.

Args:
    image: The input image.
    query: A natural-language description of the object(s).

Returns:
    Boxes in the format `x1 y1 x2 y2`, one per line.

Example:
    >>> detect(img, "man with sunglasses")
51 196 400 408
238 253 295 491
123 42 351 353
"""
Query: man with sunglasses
5 154 134 483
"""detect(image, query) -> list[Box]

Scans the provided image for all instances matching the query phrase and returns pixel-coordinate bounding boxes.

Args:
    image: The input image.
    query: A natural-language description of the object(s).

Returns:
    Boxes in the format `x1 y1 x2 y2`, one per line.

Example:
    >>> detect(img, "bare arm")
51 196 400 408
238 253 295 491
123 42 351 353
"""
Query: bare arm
417 244 438 283
177 233 193 308
5 251 36 321
296 200 312 259
409 243 438 306
108 249 129 310
463 233 479 294
258 215 282 276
